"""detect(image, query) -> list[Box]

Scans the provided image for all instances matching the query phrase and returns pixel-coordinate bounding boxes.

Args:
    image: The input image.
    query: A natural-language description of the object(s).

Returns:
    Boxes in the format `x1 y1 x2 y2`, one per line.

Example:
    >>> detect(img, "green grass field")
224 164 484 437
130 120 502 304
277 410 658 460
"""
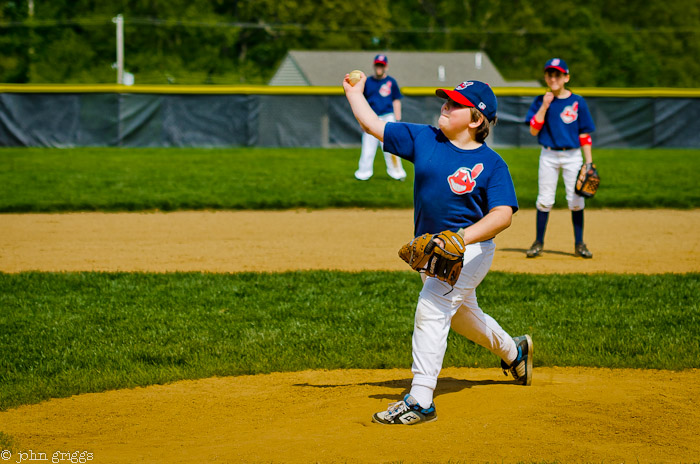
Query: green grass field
0 147 698 212
1 146 699 412
1 271 698 410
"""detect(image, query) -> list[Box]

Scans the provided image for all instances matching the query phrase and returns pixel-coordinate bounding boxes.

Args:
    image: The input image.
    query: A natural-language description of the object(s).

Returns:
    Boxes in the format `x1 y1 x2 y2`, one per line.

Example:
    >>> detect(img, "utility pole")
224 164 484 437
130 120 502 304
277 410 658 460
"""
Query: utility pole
27 0 35 80
113 14 124 84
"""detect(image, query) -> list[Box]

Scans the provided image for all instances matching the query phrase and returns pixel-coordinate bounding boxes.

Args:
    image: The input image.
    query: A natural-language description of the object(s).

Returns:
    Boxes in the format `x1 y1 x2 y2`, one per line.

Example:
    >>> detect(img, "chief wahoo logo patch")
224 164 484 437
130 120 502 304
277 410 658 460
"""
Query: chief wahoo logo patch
560 101 579 124
448 163 483 194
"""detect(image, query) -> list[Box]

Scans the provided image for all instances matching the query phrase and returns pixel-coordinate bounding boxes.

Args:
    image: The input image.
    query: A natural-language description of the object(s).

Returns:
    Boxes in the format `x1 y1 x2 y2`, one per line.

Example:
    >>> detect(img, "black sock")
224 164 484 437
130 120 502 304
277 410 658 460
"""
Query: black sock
536 210 549 243
572 210 584 244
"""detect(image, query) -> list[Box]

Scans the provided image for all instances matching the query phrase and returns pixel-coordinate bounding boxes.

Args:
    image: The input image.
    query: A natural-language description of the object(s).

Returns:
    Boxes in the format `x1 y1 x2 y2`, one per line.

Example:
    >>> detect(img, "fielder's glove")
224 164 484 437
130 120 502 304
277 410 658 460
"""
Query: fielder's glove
575 163 600 198
398 230 466 286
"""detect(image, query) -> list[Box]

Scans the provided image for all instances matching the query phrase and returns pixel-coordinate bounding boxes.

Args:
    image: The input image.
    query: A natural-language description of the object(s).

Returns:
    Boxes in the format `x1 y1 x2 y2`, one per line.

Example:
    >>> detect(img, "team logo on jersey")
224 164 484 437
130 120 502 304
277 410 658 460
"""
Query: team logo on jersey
379 81 392 97
447 163 484 195
560 101 579 124
456 81 474 90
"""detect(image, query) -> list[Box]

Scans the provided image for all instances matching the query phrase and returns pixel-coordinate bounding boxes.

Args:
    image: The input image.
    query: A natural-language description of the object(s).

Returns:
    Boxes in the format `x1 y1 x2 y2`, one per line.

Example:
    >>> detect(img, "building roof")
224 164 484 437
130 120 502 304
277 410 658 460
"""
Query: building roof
269 50 539 87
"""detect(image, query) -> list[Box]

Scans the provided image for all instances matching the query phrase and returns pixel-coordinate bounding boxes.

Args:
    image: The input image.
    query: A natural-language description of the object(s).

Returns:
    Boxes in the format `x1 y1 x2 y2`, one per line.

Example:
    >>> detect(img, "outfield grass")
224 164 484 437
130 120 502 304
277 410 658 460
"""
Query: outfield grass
0 147 698 212
1 271 697 410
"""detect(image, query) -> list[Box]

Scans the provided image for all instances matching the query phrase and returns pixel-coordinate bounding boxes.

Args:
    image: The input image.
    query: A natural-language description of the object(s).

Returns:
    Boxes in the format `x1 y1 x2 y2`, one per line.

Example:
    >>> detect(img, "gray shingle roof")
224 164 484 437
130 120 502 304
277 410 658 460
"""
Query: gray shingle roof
269 50 538 87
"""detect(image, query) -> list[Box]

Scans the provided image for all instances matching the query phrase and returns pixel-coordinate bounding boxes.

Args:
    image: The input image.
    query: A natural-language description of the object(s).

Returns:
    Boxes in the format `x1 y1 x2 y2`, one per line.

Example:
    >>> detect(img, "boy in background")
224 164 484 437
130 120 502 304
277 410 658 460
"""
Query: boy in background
353 54 407 182
525 58 596 259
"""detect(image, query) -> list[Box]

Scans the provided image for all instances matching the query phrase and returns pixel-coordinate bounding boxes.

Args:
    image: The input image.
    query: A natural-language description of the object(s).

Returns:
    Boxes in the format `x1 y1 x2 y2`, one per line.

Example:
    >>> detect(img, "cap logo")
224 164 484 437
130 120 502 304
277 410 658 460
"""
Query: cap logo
552 58 561 66
455 81 474 90
478 102 486 110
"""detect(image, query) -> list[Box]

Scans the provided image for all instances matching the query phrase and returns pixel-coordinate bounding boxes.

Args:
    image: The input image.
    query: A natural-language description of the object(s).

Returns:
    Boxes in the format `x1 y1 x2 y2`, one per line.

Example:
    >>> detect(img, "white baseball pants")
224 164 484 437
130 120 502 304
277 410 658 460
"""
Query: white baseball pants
536 147 585 212
355 113 406 181
411 240 518 391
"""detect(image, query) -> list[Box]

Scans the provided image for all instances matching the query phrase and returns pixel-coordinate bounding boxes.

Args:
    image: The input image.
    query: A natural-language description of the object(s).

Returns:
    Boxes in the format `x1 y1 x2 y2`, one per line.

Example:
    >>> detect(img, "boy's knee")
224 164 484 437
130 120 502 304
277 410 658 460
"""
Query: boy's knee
536 202 553 212
568 198 585 211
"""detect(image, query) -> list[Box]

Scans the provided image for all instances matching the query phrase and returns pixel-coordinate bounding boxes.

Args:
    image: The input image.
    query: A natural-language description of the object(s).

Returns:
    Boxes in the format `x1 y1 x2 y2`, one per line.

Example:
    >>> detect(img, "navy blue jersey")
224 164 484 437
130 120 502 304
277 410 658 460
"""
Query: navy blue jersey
384 122 519 237
364 75 402 116
526 93 595 149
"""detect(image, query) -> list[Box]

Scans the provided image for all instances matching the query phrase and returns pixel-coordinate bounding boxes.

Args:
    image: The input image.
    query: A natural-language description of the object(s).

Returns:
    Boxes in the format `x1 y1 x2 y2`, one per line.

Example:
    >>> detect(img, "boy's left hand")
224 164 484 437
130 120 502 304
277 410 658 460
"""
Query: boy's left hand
398 230 466 287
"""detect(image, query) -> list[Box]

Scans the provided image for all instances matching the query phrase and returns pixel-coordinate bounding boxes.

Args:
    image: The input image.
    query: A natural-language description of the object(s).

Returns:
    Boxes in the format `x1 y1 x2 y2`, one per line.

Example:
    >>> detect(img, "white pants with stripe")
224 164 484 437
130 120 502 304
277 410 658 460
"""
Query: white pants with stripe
536 147 585 212
411 240 517 391
355 113 406 181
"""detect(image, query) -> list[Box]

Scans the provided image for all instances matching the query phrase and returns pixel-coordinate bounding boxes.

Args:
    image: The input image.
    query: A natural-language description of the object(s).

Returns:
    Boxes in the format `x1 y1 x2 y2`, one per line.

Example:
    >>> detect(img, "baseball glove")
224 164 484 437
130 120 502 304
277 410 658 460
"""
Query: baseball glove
575 162 600 198
398 230 466 286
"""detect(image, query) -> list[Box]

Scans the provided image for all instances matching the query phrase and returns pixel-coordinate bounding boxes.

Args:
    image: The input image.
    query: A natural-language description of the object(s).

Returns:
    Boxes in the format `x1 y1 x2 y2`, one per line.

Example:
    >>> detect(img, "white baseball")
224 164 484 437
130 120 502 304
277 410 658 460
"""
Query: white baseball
348 70 362 86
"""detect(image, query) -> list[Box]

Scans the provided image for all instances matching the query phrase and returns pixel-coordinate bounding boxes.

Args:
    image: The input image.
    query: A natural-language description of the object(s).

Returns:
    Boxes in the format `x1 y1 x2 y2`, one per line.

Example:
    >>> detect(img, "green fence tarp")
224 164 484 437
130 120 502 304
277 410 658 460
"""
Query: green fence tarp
1 93 699 148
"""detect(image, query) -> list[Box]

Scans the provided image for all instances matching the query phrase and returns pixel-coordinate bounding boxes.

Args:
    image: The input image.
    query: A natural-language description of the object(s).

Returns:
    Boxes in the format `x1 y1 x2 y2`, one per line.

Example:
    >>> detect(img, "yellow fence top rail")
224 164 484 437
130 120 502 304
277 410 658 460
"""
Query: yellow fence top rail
1 83 699 98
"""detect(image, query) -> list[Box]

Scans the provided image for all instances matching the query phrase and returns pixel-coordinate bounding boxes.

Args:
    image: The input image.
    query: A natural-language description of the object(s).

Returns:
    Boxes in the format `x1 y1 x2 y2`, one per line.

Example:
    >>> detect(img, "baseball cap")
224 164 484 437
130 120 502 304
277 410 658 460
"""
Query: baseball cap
544 58 569 74
435 80 497 122
374 54 388 66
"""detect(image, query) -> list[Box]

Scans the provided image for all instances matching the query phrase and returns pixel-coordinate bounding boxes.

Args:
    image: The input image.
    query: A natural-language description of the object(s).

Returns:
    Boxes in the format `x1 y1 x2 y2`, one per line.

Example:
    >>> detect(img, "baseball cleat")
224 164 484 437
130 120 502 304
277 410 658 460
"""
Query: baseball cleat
526 241 543 258
575 242 593 258
372 394 437 425
387 171 407 181
501 335 533 386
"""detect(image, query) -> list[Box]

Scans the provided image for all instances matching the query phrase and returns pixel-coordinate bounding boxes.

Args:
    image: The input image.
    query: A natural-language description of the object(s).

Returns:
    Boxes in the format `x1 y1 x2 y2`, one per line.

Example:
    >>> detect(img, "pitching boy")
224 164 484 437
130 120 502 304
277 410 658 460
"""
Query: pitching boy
525 58 596 259
344 72 533 425
353 54 407 181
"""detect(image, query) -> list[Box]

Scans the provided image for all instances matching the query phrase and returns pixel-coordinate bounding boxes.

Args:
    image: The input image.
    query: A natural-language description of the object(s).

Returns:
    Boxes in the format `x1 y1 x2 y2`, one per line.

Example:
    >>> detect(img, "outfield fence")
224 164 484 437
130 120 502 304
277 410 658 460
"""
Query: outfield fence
1 85 699 148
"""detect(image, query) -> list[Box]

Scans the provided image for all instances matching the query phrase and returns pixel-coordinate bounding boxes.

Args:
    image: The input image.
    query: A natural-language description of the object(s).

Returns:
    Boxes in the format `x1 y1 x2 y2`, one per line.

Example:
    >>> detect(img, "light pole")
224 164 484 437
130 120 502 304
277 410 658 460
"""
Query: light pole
113 14 124 84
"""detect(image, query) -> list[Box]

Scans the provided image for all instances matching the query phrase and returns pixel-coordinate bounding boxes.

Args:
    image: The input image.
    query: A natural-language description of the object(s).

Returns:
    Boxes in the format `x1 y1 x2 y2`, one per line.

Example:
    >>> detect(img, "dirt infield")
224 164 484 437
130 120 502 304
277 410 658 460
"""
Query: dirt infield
1 208 699 274
1 209 699 463
2 368 699 463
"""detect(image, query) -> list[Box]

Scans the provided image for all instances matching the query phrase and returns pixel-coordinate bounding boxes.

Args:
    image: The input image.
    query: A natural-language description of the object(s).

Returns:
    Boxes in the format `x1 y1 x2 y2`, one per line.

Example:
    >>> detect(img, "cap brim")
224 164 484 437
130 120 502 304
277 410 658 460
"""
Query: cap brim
374 62 387 65
435 89 476 107
545 66 568 74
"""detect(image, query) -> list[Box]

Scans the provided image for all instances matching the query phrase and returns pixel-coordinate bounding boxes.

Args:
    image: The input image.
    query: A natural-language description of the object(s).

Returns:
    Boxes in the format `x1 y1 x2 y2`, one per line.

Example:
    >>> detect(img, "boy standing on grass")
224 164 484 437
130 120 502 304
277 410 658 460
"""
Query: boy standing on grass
343 73 533 425
525 58 596 259
353 54 407 182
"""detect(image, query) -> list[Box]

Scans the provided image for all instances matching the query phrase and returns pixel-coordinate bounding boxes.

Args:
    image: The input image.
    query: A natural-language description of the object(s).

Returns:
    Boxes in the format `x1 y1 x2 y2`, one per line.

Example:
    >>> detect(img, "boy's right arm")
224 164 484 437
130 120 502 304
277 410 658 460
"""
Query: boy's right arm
343 72 387 141
529 92 554 136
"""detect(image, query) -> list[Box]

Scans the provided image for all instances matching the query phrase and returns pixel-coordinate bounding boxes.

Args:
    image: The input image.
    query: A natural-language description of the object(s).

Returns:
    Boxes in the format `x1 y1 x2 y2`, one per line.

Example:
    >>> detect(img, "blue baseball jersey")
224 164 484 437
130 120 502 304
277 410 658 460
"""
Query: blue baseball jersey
364 75 402 116
383 122 519 237
526 93 595 149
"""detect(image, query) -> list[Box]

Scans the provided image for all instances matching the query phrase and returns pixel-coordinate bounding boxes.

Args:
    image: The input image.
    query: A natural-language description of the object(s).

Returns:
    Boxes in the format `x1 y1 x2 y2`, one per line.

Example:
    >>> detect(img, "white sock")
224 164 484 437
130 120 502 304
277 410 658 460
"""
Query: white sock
409 385 434 409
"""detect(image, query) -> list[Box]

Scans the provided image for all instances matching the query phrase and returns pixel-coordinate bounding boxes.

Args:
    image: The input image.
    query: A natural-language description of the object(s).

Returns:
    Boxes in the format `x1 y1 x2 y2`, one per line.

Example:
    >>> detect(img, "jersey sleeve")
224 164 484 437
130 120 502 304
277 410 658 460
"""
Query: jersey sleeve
391 77 403 100
577 97 596 134
486 159 519 213
362 77 375 99
383 122 426 162
525 96 544 123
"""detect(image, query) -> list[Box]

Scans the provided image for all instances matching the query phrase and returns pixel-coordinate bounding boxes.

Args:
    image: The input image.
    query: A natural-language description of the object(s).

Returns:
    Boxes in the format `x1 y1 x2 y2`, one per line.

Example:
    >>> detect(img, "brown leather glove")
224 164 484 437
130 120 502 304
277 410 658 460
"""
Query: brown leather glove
398 230 466 286
575 163 600 198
